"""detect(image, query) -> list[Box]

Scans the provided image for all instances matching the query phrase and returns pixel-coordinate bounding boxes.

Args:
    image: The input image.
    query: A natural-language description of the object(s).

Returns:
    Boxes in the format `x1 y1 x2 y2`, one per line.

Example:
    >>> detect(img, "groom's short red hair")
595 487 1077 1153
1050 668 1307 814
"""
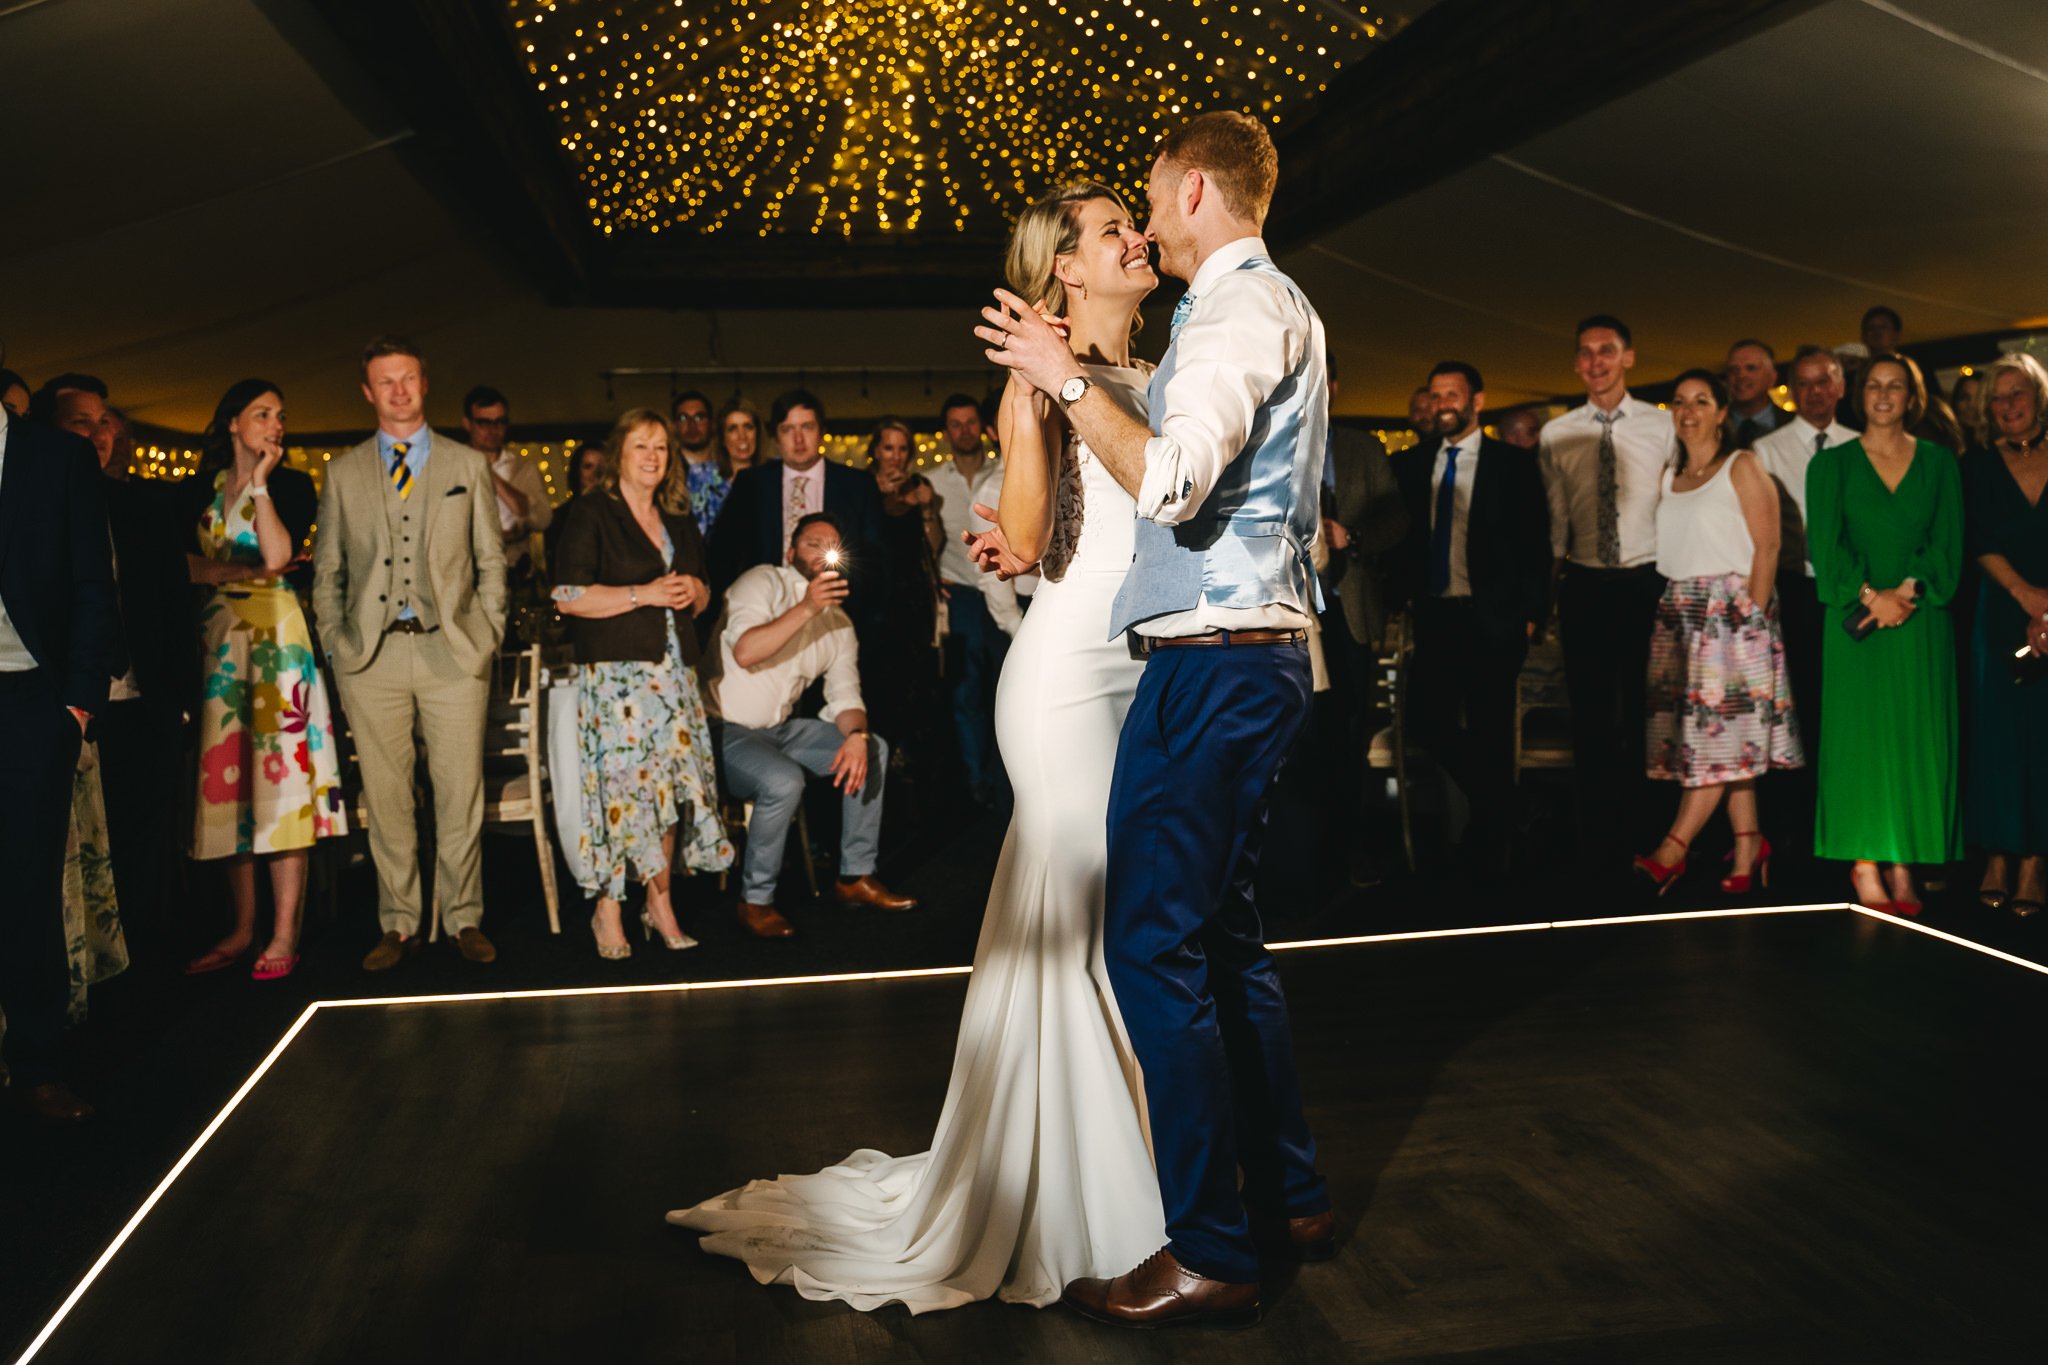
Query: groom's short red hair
1152 112 1279 225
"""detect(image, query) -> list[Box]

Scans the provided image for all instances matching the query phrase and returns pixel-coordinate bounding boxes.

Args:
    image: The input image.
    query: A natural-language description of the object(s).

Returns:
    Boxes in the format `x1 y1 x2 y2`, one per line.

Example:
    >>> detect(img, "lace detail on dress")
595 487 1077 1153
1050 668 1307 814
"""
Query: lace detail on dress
1040 435 1087 583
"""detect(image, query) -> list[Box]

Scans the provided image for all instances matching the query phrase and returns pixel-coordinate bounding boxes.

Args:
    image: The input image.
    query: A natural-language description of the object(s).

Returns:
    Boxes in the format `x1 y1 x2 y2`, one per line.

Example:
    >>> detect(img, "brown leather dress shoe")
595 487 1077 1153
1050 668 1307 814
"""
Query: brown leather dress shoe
454 926 497 964
362 931 421 972
1062 1248 1260 1329
737 901 796 939
1287 1209 1337 1262
833 875 917 911
21 1083 95 1126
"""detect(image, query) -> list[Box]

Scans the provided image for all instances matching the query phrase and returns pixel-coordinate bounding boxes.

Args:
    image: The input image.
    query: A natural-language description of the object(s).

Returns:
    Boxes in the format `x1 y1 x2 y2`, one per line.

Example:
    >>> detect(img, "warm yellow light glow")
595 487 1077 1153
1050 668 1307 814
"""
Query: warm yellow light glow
507 0 1389 240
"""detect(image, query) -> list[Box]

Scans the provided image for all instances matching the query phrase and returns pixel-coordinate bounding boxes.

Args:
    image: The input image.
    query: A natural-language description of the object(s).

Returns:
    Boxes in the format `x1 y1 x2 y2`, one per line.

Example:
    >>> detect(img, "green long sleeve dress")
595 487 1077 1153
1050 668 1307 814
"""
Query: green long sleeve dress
1806 439 1963 863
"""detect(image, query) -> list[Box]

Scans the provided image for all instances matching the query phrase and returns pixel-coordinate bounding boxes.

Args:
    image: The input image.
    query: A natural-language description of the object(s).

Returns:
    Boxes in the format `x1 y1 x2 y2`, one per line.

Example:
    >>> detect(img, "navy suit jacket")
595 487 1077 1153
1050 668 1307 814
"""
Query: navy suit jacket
0 417 125 715
707 458 885 628
1391 434 1551 647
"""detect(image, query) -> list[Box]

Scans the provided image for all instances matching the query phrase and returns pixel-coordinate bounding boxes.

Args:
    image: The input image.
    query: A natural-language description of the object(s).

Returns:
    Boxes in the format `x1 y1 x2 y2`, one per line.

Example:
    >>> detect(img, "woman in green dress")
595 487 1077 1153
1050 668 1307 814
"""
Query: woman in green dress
1807 354 1963 913
1963 354 2048 916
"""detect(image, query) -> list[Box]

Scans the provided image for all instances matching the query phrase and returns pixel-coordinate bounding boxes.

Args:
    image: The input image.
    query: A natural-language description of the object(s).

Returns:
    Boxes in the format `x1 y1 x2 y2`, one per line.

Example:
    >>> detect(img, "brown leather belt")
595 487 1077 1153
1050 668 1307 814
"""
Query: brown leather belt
1139 628 1307 653
384 618 439 636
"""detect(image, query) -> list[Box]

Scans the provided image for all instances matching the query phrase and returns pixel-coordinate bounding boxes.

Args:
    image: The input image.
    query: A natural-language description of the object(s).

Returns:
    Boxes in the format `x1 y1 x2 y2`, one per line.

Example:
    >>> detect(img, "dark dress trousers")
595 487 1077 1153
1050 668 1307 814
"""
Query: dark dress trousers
0 417 124 1089
1390 435 1552 852
552 490 709 668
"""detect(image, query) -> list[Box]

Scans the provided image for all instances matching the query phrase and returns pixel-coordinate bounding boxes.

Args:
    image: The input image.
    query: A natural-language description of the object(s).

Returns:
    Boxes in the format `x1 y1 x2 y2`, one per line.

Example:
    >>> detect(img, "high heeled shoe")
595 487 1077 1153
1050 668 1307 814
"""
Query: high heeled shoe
641 911 699 952
591 912 632 961
1632 833 1688 895
1720 832 1772 894
1849 862 1894 915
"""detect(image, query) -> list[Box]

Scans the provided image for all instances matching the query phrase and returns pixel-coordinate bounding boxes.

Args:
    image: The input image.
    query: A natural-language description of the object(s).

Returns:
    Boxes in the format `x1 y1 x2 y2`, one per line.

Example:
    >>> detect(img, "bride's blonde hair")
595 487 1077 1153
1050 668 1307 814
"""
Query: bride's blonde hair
1005 179 1141 324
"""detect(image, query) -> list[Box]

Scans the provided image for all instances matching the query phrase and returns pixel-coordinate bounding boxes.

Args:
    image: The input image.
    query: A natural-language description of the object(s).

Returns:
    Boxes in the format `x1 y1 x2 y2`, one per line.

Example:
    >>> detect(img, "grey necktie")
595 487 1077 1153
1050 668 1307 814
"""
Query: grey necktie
1815 431 1828 456
1593 409 1621 567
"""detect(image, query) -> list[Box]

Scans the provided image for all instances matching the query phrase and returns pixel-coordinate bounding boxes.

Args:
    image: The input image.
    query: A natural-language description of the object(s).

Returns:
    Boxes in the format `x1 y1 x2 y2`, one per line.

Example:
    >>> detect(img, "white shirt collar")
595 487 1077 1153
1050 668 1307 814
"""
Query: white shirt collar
1187 235 1269 299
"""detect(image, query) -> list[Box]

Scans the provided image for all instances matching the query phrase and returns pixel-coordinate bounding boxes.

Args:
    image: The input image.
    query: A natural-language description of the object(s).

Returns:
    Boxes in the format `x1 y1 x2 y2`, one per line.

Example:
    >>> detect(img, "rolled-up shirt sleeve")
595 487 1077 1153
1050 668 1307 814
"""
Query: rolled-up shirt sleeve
1136 270 1307 526
718 569 777 661
818 624 865 724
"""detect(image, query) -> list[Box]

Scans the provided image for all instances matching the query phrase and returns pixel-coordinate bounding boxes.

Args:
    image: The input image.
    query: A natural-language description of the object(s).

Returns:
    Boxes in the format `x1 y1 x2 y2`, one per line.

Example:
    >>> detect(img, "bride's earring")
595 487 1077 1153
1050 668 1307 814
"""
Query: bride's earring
1079 281 1089 301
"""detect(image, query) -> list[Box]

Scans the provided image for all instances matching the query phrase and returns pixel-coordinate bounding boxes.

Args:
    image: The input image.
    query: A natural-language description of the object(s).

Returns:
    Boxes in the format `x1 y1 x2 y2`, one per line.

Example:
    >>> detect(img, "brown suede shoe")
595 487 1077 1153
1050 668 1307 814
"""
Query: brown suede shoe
1287 1209 1336 1262
1062 1248 1260 1329
20 1082 95 1126
737 901 796 939
832 875 917 911
454 926 497 964
362 931 421 972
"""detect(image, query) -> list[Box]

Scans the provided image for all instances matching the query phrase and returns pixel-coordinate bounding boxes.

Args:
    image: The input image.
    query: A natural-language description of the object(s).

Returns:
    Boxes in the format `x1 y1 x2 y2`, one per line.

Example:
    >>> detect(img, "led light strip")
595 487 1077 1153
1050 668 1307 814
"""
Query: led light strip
16 899 2040 1363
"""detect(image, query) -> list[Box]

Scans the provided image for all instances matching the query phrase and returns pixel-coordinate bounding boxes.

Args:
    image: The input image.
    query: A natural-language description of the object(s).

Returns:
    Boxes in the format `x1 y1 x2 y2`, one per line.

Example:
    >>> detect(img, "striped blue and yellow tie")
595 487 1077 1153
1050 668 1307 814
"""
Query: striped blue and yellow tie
389 441 412 499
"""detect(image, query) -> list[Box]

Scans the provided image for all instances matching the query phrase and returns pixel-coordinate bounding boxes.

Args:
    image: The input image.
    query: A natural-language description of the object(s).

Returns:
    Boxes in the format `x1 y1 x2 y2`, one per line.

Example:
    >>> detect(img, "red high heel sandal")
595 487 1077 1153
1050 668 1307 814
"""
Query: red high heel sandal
1850 861 1895 915
1720 831 1773 894
1633 833 1688 895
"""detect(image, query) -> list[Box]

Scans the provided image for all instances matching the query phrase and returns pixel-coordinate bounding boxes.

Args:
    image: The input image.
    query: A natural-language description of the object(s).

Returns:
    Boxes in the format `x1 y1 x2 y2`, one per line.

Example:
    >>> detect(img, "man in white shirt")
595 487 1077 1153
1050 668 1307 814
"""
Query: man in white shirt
711 512 916 939
462 386 551 590
1725 339 1791 449
1537 313 1673 861
1753 345 1855 798
924 393 1019 805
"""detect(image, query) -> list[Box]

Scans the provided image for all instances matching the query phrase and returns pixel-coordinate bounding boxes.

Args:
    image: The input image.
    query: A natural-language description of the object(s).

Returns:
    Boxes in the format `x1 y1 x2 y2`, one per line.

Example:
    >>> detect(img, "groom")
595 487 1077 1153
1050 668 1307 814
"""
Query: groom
980 111 1333 1327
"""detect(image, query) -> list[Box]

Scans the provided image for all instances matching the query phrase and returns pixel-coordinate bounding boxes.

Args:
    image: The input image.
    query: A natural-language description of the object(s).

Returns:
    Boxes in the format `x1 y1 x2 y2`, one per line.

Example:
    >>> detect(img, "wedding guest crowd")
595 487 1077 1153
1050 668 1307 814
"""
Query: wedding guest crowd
7 297 2048 1129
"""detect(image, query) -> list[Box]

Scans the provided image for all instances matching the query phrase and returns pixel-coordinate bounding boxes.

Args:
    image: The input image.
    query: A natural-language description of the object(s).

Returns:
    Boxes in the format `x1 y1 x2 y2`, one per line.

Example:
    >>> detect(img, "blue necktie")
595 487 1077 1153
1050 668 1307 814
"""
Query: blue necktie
1430 446 1459 595
1170 292 1195 339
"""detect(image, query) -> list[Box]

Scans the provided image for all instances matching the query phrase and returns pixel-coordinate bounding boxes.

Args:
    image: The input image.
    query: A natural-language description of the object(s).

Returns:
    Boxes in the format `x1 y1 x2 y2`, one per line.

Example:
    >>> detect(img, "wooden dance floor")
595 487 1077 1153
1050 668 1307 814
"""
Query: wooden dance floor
22 910 2047 1363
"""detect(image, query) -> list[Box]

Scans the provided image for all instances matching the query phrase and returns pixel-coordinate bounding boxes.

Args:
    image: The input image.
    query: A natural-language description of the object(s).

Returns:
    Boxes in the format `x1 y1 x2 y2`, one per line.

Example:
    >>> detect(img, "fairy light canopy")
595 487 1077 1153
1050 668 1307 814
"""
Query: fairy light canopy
508 0 1393 243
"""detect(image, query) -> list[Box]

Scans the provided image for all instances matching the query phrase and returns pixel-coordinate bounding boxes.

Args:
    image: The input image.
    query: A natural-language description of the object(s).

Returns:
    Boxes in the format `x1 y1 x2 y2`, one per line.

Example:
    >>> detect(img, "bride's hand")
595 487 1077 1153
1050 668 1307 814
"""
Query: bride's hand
963 503 1038 581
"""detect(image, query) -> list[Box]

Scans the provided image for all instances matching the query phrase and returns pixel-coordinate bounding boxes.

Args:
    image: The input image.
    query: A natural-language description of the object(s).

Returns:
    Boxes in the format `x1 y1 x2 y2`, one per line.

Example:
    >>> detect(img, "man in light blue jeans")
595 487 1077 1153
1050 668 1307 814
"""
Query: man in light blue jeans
709 513 917 938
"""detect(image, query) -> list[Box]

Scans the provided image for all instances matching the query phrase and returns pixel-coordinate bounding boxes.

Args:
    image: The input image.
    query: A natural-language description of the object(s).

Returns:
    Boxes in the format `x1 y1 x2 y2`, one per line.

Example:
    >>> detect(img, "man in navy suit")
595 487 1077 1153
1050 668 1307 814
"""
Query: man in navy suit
1391 361 1552 870
0 406 124 1124
706 389 883 640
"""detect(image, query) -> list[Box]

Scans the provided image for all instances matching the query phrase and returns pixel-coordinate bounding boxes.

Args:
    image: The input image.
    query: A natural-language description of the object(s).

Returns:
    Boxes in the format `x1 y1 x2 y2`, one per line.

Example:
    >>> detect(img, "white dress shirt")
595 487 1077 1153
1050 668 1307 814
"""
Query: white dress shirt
0 411 37 671
492 451 553 538
926 453 1022 634
1430 429 1482 598
1538 394 1672 569
1752 415 1857 577
1133 235 1315 636
780 461 826 553
708 563 864 730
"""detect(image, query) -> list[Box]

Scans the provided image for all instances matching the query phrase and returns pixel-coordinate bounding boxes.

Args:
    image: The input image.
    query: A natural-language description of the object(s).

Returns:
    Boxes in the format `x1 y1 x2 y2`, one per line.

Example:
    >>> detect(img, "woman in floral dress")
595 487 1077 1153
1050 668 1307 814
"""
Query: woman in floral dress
1635 370 1802 894
554 409 732 958
183 380 347 980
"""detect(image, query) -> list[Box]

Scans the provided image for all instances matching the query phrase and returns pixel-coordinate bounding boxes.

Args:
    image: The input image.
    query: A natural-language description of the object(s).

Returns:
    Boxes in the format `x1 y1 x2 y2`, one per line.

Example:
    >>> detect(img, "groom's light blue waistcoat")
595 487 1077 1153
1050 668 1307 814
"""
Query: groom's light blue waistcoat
1108 255 1328 639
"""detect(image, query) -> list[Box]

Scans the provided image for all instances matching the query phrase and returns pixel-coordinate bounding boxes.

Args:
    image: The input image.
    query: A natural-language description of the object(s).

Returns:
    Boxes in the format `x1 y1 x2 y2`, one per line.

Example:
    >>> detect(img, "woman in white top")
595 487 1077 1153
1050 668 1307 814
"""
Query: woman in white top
669 181 1167 1312
1635 369 1803 894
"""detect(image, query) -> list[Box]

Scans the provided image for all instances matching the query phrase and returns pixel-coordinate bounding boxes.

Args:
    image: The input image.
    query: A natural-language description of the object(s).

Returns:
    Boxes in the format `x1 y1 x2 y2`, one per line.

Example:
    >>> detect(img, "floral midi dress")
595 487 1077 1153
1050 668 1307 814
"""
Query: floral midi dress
192 473 348 858
553 526 733 899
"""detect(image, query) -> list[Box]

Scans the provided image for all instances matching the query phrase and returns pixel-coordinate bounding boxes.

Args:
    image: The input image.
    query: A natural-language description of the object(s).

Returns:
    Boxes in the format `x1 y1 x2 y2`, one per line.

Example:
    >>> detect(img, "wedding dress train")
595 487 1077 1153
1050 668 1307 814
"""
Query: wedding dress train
669 365 1166 1312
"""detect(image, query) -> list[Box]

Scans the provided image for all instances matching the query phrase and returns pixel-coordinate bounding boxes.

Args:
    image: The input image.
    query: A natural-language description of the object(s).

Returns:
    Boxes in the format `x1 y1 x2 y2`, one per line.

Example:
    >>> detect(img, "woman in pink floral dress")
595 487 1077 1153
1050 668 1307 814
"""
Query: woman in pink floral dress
1635 370 1803 895
183 380 347 981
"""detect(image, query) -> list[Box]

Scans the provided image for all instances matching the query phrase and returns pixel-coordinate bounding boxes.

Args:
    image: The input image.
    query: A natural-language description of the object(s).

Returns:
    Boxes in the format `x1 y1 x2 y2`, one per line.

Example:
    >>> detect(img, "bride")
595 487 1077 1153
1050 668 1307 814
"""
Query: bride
667 181 1167 1312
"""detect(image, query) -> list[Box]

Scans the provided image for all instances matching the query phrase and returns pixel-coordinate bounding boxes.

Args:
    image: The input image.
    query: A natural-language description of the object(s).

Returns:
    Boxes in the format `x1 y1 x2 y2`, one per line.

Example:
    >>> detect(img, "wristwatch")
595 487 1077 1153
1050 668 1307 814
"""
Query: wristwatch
1058 375 1092 407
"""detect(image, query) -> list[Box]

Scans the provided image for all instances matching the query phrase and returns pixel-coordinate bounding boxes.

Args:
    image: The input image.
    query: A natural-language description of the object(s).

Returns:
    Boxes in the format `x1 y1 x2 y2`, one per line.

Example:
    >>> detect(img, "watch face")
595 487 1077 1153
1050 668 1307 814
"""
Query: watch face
1061 377 1088 404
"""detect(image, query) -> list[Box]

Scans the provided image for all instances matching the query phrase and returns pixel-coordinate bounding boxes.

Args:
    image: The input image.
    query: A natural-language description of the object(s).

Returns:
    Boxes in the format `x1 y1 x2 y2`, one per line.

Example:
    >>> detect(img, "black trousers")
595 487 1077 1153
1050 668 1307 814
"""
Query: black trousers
0 669 85 1088
1410 597 1528 856
1775 573 1825 861
1557 563 1665 856
95 697 188 956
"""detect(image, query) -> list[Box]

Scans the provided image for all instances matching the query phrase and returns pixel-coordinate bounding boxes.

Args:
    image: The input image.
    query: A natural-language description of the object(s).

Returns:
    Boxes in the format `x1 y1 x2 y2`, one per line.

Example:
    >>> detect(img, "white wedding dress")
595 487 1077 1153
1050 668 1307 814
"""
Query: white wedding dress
668 363 1166 1312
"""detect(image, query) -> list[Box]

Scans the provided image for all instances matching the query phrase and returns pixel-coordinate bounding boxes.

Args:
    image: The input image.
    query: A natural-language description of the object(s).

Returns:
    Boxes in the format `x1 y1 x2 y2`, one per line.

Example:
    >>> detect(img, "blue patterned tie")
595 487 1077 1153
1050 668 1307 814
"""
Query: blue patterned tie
1430 446 1459 595
1170 292 1195 339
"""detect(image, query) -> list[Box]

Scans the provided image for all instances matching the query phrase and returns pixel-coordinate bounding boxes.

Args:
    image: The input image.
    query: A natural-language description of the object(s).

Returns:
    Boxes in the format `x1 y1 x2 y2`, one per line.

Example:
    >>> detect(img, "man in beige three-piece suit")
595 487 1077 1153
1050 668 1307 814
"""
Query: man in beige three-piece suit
313 336 507 971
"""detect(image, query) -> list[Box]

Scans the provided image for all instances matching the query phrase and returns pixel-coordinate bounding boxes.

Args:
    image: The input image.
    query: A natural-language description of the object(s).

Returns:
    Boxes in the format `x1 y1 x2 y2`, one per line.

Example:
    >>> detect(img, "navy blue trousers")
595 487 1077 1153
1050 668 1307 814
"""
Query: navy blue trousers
1104 639 1330 1282
943 587 1008 800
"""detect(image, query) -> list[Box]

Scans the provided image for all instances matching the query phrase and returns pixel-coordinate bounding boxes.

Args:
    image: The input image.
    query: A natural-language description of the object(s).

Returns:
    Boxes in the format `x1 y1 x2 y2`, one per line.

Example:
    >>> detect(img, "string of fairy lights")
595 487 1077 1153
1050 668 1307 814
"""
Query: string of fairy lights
506 0 1391 240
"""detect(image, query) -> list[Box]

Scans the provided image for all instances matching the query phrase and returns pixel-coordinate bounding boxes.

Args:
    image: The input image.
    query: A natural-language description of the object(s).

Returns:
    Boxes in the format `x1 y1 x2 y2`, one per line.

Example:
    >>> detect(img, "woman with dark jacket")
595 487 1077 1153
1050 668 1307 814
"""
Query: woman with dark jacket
552 409 732 959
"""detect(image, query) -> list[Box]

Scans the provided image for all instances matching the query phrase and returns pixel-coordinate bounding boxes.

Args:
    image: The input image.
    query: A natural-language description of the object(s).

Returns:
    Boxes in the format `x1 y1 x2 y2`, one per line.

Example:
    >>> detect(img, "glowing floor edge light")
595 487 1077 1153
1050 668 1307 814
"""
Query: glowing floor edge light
18 898 2043 1363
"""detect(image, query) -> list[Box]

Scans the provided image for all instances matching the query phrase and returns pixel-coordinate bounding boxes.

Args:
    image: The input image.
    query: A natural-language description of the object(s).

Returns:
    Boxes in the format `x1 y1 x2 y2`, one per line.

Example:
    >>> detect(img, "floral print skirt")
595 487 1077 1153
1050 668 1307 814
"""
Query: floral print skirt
1647 572 1804 788
193 581 349 858
574 629 734 899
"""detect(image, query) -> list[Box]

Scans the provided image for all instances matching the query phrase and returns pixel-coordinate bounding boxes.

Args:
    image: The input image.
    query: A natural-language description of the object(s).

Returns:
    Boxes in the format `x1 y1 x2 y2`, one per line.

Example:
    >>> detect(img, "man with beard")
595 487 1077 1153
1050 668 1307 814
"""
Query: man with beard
1392 361 1551 870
